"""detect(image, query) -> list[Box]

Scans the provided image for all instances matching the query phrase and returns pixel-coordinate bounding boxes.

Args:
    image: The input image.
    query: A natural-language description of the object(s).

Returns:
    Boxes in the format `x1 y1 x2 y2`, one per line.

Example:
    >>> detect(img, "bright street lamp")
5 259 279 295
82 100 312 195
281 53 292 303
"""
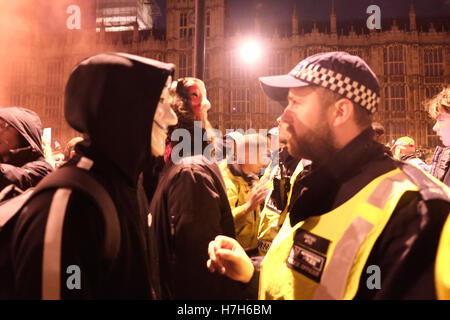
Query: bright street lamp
239 39 262 65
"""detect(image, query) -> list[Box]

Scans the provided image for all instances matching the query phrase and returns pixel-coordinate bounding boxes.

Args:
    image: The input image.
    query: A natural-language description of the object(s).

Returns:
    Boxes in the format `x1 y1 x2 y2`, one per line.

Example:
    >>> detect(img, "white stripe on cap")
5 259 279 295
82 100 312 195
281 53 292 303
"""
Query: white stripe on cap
42 188 72 300
289 62 380 114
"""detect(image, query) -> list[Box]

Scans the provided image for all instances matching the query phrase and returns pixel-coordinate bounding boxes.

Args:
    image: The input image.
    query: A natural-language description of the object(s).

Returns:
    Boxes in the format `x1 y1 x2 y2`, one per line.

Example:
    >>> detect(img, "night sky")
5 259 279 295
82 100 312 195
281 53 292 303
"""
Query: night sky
154 0 450 29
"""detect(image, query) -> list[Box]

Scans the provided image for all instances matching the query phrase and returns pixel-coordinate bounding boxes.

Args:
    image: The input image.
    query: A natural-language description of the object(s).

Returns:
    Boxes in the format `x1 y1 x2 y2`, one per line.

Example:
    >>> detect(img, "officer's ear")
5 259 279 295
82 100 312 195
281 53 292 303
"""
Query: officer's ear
330 98 354 128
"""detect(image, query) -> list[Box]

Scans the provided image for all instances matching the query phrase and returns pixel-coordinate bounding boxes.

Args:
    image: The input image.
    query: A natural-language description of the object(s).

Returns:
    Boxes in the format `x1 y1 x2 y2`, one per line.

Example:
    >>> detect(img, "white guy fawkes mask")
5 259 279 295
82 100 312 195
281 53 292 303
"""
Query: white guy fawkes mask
151 76 178 156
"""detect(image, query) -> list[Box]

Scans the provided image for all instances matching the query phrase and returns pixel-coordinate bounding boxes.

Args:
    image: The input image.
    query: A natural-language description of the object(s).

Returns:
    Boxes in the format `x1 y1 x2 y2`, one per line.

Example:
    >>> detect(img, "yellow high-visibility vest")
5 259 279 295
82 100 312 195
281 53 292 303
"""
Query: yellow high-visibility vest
257 161 305 255
259 168 419 300
219 161 261 251
436 215 450 300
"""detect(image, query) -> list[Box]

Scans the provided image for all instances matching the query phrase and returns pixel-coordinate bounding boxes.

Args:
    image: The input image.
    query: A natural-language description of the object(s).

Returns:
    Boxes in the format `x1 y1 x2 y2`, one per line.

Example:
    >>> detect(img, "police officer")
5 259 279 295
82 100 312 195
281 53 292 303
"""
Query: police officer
207 51 450 299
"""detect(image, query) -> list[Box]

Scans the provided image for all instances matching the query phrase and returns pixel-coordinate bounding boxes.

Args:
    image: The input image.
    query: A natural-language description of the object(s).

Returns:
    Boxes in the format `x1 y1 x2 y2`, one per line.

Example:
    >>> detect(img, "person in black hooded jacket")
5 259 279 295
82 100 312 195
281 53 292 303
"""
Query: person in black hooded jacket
0 107 53 191
10 53 177 299
0 107 53 300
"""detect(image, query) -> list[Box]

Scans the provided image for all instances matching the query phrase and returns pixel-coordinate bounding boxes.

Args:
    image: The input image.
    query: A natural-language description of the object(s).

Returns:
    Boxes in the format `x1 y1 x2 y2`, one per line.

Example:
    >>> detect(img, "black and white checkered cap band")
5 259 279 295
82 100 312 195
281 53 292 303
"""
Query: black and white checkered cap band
289 62 380 114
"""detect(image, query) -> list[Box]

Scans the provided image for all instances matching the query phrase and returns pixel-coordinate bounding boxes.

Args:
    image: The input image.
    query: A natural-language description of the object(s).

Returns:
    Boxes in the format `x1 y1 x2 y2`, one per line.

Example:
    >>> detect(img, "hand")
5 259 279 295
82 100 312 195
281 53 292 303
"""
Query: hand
246 183 269 213
207 235 254 283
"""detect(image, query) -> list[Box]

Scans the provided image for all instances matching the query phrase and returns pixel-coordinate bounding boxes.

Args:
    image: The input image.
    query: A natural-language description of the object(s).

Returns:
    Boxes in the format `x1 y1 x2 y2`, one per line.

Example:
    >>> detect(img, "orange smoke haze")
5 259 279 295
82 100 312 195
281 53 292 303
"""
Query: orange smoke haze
0 0 96 106
0 1 34 104
0 1 97 145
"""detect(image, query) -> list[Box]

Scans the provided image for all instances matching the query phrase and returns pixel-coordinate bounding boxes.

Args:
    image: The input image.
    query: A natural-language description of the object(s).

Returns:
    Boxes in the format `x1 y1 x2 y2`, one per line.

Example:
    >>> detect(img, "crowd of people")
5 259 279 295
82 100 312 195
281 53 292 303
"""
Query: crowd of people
0 50 449 300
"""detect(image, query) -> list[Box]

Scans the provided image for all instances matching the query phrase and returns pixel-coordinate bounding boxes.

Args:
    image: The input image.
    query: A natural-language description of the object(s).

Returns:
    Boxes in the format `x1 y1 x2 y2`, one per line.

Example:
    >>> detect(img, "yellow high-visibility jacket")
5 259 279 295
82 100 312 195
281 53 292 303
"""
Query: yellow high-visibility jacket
220 161 261 251
259 167 450 299
436 215 450 299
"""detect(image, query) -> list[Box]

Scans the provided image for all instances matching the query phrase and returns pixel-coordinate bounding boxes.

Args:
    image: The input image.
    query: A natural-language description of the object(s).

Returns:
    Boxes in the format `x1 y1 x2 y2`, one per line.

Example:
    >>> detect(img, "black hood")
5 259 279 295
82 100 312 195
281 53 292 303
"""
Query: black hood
0 107 44 157
65 53 175 183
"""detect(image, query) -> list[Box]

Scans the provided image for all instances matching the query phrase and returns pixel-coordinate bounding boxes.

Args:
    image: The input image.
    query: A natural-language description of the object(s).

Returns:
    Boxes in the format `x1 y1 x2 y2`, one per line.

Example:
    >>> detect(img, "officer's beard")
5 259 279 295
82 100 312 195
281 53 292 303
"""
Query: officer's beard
286 120 338 165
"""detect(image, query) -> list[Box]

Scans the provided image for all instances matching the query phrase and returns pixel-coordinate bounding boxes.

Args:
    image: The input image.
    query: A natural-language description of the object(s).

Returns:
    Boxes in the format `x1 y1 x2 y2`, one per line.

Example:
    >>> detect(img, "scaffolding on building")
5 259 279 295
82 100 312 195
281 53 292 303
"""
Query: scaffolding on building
96 0 161 32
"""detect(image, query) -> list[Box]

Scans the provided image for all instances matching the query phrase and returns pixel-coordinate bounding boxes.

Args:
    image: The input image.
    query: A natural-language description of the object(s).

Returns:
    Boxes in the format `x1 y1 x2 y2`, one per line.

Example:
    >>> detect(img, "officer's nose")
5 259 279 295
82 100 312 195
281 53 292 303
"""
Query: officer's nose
280 107 294 126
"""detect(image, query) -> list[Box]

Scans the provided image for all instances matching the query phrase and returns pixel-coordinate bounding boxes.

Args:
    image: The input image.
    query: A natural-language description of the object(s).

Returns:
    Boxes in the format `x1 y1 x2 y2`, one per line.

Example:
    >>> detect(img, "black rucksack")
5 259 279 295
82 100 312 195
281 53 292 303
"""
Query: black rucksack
0 166 120 299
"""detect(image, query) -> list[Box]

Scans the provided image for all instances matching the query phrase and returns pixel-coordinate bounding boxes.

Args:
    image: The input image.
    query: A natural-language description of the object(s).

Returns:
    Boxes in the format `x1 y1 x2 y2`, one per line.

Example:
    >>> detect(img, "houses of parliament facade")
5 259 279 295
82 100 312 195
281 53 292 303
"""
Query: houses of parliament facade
0 0 448 150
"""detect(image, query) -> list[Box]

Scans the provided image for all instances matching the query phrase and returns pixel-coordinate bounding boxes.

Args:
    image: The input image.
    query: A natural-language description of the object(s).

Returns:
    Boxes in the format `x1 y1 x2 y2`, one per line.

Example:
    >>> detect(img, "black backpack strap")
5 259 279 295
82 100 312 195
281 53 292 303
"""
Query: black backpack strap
34 166 121 300
33 166 121 262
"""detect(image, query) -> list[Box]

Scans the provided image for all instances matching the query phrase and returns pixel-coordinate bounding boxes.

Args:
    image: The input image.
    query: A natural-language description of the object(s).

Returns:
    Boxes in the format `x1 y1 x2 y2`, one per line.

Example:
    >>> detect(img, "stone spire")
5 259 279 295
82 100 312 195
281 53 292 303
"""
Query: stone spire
99 19 106 43
312 21 319 33
409 1 417 31
429 22 436 33
391 19 399 31
254 2 262 34
330 0 337 34
349 24 356 36
292 3 299 35
273 27 280 39
133 19 139 43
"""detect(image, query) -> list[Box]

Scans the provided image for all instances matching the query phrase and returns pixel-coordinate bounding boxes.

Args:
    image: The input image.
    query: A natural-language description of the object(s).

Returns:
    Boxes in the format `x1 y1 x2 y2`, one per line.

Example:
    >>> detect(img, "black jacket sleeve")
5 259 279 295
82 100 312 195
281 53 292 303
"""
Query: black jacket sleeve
355 191 450 299
0 159 53 191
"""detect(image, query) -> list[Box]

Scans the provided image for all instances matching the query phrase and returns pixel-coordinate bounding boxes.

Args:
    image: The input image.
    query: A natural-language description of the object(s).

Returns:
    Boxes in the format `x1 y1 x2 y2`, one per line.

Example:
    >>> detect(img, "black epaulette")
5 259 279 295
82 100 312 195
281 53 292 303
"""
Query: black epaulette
397 162 450 203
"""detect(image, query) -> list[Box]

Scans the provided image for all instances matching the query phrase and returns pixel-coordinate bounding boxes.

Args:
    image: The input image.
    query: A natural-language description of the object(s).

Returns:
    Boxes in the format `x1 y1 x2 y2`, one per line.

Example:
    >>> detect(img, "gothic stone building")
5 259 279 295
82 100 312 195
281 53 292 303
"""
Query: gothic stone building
0 0 448 150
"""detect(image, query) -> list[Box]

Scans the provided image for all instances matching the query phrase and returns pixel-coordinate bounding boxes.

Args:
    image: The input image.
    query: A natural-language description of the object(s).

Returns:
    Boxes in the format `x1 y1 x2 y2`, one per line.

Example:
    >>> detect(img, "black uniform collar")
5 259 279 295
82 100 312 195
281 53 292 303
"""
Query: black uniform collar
289 127 388 226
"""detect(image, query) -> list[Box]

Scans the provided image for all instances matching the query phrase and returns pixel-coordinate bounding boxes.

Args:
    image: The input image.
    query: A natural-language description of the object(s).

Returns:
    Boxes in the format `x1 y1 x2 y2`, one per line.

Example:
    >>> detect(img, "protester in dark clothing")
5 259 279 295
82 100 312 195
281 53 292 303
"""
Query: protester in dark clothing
0 107 53 191
0 107 53 300
149 77 245 299
11 53 177 299
150 155 244 299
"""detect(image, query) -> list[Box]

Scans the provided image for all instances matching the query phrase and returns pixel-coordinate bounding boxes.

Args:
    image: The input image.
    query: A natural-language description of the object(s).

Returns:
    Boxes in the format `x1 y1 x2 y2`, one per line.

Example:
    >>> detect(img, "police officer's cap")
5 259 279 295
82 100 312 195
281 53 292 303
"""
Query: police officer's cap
259 51 380 114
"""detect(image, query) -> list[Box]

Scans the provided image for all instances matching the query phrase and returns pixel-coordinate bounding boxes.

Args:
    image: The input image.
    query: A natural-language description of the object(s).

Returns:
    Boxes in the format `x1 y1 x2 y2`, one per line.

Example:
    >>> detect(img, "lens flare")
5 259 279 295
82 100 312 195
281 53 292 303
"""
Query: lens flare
239 40 262 64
